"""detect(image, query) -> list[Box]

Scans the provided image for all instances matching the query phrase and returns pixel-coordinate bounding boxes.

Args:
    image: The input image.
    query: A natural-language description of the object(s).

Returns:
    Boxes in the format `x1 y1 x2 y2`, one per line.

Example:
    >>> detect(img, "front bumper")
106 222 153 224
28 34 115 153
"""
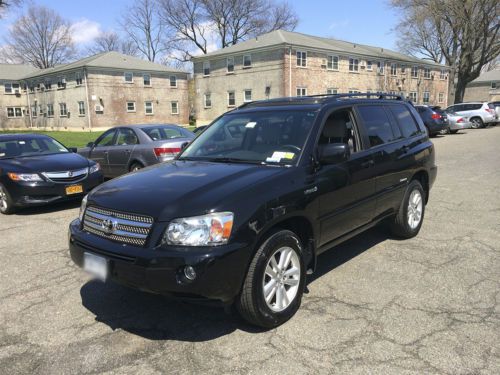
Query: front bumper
68 219 252 303
6 172 103 207
427 121 449 135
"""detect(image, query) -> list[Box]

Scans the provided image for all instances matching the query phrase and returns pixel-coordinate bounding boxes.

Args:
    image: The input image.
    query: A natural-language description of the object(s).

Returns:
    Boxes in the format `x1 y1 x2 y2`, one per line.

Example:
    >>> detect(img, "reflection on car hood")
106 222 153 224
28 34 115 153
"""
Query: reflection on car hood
89 160 288 221
0 153 90 173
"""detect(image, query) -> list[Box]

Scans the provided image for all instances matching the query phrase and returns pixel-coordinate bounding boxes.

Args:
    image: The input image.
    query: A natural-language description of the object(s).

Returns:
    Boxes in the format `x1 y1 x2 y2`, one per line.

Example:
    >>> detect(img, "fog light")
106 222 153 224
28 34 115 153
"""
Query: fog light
184 266 196 280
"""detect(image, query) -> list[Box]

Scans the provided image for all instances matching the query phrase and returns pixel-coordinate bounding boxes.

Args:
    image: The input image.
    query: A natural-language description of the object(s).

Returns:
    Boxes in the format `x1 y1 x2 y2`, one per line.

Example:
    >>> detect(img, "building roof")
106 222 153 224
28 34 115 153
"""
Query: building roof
470 69 500 84
21 51 187 80
0 64 39 80
192 29 447 68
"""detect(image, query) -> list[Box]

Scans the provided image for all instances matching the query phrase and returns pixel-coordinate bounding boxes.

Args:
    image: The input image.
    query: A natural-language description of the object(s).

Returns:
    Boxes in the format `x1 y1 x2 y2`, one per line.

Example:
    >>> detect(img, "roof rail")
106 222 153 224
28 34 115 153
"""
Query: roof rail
308 92 405 101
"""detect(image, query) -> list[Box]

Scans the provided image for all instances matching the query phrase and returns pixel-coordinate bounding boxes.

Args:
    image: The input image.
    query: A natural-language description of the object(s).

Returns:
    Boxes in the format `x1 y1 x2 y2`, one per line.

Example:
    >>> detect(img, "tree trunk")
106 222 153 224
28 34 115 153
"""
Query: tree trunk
454 77 467 104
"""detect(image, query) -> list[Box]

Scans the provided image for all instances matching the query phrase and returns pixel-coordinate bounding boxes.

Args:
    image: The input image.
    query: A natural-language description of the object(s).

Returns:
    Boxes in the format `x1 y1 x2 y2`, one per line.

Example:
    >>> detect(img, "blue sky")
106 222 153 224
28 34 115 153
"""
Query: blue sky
0 0 400 51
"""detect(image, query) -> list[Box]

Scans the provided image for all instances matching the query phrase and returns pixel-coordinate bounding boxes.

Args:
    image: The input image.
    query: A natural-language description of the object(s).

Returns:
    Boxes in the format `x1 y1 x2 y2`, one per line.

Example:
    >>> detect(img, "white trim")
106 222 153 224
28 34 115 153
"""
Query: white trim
243 89 252 102
349 57 359 72
169 75 177 87
143 73 152 86
327 55 339 71
126 101 136 113
204 93 212 109
226 57 235 73
144 101 154 115
203 61 210 76
227 91 236 107
243 54 252 68
171 101 179 115
124 71 134 83
296 50 307 68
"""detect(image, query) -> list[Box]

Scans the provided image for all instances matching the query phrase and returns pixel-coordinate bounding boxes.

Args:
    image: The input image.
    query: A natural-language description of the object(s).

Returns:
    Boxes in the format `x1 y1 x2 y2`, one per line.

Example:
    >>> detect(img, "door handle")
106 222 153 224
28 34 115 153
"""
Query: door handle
361 160 374 168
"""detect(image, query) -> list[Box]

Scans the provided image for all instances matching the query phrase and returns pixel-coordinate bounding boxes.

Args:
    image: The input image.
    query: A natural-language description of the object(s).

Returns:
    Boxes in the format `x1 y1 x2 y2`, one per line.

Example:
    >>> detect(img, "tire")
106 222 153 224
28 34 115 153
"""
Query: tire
129 162 144 172
439 128 450 135
470 117 483 129
450 130 459 134
237 229 306 328
0 184 16 215
390 180 425 239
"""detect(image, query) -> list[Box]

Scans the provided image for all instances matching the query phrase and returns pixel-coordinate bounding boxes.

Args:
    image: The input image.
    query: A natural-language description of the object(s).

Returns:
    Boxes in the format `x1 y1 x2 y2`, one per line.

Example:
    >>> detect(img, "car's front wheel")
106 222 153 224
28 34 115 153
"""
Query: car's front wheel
0 184 16 215
237 230 306 328
390 180 425 239
129 162 144 172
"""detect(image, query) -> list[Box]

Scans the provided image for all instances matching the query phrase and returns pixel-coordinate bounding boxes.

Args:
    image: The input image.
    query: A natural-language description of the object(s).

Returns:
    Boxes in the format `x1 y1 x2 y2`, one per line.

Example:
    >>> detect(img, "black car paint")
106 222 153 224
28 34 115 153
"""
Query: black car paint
0 134 103 207
69 99 437 304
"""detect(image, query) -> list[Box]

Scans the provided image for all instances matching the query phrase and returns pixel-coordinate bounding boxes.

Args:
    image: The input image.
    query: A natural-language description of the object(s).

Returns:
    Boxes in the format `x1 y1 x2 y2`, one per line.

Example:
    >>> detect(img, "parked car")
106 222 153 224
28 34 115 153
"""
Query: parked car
445 102 497 128
489 101 500 124
414 105 449 136
78 124 194 178
193 125 208 134
69 93 437 328
443 109 472 134
0 134 103 214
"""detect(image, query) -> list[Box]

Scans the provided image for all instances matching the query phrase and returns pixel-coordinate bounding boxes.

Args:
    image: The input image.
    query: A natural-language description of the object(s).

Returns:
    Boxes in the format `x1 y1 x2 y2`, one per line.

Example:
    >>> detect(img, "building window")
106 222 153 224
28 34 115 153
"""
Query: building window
204 93 212 108
401 65 406 74
77 101 85 116
45 79 52 90
124 72 133 83
491 82 497 89
423 68 431 79
349 58 359 72
127 101 136 112
57 77 66 88
145 101 153 115
243 89 252 102
366 61 373 70
377 61 384 74
31 105 37 117
4 83 12 93
6 107 22 118
438 92 444 103
391 63 397 76
143 74 151 86
227 91 236 107
423 91 430 103
4 83 20 94
203 61 210 76
348 89 360 94
409 92 417 102
296 51 307 67
76 72 83 86
440 69 446 80
327 88 338 95
47 104 54 117
296 87 307 96
227 57 234 73
411 66 418 78
171 101 179 114
59 103 68 117
169 75 177 87
243 54 252 68
327 55 339 70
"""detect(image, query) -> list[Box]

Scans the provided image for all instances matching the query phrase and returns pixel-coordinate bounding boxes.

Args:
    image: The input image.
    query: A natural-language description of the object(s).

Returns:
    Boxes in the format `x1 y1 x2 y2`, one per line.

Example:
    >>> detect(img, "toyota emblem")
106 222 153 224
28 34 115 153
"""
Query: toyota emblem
101 219 118 234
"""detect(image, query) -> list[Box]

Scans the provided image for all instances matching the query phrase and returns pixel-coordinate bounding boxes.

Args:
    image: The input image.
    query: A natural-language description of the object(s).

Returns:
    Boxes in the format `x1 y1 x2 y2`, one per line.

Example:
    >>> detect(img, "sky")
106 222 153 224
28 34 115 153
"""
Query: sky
0 0 400 53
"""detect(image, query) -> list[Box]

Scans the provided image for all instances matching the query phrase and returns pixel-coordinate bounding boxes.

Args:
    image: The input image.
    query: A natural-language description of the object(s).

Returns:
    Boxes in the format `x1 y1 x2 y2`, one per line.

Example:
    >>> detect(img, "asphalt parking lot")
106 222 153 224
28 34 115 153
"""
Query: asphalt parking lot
1 126 500 375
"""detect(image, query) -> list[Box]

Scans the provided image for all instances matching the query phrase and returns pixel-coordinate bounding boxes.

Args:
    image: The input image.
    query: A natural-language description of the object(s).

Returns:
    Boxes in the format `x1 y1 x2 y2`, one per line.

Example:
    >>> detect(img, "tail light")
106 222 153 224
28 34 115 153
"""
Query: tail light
431 113 441 119
457 118 463 123
485 108 493 114
154 147 181 158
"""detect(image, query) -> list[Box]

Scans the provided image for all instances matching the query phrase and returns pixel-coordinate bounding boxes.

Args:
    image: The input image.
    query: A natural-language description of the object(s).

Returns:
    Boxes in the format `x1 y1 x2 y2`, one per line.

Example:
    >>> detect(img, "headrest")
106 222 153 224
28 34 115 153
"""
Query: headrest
260 124 281 143
323 117 347 138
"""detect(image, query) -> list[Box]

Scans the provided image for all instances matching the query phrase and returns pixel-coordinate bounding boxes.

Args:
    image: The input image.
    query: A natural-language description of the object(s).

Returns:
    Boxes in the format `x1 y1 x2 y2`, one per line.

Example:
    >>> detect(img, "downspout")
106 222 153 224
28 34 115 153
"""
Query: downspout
25 80 33 129
289 46 292 97
83 67 92 131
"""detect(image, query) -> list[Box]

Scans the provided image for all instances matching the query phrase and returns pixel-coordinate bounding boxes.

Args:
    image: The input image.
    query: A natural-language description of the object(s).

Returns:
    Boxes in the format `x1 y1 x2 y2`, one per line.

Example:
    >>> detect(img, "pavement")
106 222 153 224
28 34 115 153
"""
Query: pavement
1 127 499 375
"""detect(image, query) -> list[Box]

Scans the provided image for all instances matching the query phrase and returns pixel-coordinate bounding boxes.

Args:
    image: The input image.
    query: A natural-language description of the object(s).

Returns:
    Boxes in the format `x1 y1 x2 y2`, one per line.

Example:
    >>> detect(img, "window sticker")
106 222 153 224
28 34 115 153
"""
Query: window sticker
0 153 5 157
245 121 257 128
266 151 295 163
18 141 26 145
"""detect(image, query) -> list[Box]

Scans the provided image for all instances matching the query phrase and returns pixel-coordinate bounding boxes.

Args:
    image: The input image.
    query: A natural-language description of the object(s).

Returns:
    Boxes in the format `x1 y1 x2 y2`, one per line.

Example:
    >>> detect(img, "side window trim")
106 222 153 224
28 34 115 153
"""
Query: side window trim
117 127 140 145
354 104 397 149
386 104 422 139
95 129 117 147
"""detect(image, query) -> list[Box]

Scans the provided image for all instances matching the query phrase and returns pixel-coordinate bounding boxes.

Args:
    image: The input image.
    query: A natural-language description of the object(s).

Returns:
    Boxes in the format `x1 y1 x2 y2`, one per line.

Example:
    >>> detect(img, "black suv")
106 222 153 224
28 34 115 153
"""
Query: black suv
69 93 437 328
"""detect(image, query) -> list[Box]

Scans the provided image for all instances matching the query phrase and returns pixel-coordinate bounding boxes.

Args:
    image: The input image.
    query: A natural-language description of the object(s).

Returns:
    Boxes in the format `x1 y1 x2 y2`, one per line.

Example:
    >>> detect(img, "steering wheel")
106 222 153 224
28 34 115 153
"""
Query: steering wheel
280 145 302 154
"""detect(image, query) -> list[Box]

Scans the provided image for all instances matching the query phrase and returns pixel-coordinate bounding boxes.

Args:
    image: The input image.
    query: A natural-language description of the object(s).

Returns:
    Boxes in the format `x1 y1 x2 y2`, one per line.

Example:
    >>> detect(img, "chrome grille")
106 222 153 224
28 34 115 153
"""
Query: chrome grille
83 206 153 247
43 167 88 183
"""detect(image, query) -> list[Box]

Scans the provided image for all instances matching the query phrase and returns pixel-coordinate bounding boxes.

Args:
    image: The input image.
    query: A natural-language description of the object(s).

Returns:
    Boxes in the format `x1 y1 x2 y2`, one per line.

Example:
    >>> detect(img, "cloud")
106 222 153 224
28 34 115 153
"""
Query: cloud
329 19 350 30
70 18 101 45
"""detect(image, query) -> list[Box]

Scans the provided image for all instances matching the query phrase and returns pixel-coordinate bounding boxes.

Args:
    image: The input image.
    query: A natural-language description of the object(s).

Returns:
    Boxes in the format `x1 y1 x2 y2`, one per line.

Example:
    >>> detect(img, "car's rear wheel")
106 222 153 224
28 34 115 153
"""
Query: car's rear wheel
237 229 306 328
470 117 483 129
439 128 450 135
390 180 425 239
0 184 16 215
450 130 459 134
129 162 144 172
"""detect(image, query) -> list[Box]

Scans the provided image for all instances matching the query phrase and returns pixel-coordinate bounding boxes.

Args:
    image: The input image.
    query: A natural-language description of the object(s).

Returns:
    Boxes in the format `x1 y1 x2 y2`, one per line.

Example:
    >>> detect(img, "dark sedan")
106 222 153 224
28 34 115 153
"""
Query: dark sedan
415 105 450 136
78 124 194 178
0 134 103 214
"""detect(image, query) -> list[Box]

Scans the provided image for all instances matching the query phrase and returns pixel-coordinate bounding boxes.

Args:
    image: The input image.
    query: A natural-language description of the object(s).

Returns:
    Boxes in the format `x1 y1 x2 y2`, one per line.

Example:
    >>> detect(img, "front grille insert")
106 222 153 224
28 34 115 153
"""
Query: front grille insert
43 167 88 183
83 206 153 247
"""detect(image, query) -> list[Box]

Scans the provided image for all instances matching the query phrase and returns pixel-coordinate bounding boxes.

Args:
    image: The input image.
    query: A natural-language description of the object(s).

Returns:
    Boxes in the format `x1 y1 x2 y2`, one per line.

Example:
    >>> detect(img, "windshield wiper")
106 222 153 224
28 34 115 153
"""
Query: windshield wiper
205 157 264 165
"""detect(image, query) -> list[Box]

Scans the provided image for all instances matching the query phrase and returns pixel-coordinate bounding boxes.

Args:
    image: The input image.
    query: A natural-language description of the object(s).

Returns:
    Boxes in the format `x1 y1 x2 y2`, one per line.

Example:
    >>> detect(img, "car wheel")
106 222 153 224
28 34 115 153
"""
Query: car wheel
450 130 459 134
129 162 144 172
390 180 425 239
0 184 16 215
237 229 306 328
470 117 483 129
439 128 450 135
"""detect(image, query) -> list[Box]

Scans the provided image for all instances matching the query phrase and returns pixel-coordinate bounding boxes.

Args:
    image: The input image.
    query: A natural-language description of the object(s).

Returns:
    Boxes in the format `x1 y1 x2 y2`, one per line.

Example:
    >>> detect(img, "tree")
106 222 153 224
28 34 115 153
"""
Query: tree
158 0 299 60
391 0 500 103
0 0 22 18
86 31 139 56
120 0 168 62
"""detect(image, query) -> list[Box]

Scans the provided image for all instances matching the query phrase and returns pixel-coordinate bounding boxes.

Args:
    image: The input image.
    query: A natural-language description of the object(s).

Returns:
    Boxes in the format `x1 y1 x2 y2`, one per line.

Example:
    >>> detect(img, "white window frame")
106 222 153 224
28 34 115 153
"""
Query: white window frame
296 87 307 97
440 69 446 80
491 82 497 89
145 101 154 115
6 107 23 118
423 68 431 79
377 61 385 74
243 54 252 68
59 103 68 117
169 75 177 88
126 101 136 113
31 105 37 118
78 101 85 116
203 61 210 76
75 72 83 86
326 88 338 95
348 89 360 94
47 104 54 117
143 73 151 86
57 77 66 89
124 72 133 83
411 66 418 78
423 91 430 103
243 89 252 102
327 55 339 71
227 57 235 73
391 63 397 76
366 61 373 71
171 101 179 115
204 93 212 109
438 92 444 103
349 58 359 72
409 91 417 102
401 65 406 74
296 51 307 68
4 83 19 94
227 91 236 107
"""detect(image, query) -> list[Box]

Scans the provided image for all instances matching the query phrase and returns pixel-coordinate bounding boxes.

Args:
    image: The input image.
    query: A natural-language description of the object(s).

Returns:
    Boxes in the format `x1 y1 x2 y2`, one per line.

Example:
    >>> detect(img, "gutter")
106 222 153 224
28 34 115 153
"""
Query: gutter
83 68 92 131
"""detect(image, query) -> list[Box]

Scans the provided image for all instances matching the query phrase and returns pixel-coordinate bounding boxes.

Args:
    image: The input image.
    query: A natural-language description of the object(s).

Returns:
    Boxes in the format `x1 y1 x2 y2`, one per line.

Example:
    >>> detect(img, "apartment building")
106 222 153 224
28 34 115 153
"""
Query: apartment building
192 30 450 122
0 51 189 130
463 69 500 102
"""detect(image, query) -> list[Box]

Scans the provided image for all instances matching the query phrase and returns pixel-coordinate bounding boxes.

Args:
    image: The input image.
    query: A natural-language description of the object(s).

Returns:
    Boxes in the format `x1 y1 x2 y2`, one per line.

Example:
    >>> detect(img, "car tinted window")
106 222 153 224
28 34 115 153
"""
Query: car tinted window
0 137 68 159
487 103 495 109
96 130 116 147
466 104 481 110
453 105 464 112
357 105 396 147
389 105 420 138
116 128 139 145
142 126 186 140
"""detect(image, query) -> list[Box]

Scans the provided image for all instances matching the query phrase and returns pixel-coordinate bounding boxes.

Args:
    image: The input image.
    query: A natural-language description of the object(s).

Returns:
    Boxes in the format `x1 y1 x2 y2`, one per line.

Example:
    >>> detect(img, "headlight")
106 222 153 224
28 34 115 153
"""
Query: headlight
89 163 100 174
7 172 42 182
79 195 88 221
163 212 233 246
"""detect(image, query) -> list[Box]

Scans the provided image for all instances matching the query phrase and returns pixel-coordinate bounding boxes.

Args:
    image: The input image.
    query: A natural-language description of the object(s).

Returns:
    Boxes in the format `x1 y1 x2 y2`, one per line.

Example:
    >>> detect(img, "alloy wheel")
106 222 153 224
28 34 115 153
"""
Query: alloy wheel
0 186 8 212
471 119 481 129
407 189 423 229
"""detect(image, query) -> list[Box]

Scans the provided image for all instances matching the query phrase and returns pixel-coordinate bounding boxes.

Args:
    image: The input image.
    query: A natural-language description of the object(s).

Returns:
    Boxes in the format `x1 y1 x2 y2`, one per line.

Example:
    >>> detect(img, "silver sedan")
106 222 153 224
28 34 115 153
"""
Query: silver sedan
78 124 194 178
442 111 472 134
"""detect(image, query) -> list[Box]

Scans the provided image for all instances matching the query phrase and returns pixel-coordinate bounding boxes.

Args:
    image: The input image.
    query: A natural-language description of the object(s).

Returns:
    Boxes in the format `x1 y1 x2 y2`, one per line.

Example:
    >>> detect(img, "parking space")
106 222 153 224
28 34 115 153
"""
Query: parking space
1 127 499 374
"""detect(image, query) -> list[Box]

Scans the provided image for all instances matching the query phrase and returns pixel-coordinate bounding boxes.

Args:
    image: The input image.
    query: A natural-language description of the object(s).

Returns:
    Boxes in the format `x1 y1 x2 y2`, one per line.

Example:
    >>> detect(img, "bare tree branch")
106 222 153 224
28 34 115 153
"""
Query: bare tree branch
86 31 139 56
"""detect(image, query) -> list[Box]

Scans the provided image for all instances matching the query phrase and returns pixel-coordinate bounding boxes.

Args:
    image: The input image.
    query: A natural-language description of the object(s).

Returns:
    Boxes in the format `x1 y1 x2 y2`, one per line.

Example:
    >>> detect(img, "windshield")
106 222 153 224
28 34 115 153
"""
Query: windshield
0 137 69 159
142 126 190 141
179 110 317 165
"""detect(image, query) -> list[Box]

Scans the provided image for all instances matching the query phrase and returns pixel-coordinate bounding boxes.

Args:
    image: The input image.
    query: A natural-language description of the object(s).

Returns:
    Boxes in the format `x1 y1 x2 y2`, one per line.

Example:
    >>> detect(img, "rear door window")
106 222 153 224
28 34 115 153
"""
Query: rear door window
357 105 397 147
388 105 421 138
116 128 139 145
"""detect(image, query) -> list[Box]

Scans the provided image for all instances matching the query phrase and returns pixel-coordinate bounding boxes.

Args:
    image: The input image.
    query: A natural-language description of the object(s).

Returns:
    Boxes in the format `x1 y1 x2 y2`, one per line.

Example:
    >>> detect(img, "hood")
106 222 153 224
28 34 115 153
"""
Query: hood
0 152 91 173
89 160 288 221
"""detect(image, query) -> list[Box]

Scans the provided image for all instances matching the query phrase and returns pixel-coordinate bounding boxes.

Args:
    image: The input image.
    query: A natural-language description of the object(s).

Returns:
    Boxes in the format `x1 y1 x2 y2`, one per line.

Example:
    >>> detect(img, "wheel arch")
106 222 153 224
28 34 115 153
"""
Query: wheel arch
411 170 429 204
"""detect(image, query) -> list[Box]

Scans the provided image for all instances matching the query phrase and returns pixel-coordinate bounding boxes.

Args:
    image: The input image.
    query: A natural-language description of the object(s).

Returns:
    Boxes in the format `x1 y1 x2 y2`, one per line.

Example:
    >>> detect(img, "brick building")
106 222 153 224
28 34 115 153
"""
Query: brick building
0 52 189 130
192 30 450 123
463 69 500 102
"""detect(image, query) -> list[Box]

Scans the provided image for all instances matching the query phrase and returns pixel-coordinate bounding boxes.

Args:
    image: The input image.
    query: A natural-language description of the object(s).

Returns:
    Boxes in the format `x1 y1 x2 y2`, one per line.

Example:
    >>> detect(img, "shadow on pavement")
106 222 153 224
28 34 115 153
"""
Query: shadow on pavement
14 199 82 215
80 226 390 341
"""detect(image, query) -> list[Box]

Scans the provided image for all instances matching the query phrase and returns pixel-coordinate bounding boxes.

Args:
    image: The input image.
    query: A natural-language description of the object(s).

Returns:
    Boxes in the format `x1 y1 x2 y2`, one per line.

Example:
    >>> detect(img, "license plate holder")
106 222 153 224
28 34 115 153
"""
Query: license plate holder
66 184 83 195
83 252 108 281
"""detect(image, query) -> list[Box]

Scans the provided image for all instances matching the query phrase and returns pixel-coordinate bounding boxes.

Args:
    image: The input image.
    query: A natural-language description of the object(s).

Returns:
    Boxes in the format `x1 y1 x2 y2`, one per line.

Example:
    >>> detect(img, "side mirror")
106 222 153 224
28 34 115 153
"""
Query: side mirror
181 141 189 150
86 142 95 148
319 143 350 164
67 147 77 153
